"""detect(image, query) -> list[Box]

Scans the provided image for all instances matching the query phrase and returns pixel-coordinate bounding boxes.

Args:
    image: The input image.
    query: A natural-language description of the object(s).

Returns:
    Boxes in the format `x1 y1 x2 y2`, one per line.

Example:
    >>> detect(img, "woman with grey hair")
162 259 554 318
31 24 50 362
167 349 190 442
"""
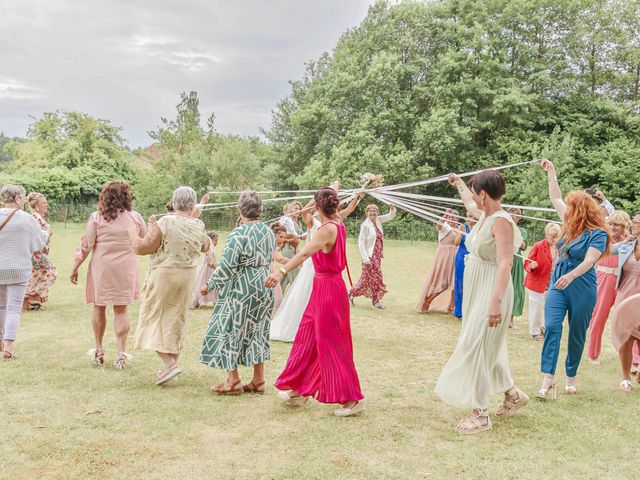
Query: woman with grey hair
128 186 210 385
0 184 47 359
200 190 276 395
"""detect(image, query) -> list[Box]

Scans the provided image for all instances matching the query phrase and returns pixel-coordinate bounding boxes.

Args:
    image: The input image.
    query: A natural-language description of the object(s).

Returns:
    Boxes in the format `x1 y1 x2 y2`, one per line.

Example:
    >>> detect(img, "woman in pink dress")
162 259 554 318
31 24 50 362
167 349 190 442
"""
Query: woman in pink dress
588 211 630 363
613 293 640 391
265 187 364 417
416 209 460 313
70 181 147 370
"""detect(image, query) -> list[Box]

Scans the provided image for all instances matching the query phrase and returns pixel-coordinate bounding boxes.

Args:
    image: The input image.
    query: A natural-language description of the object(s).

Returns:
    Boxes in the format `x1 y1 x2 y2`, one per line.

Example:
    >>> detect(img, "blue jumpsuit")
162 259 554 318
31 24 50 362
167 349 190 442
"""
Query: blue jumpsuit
540 229 608 377
453 224 470 318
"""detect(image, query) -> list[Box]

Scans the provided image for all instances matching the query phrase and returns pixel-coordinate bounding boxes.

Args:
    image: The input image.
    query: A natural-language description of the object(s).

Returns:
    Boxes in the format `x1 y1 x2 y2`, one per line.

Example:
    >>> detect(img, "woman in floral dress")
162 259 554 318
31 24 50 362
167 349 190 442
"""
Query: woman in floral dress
24 193 57 310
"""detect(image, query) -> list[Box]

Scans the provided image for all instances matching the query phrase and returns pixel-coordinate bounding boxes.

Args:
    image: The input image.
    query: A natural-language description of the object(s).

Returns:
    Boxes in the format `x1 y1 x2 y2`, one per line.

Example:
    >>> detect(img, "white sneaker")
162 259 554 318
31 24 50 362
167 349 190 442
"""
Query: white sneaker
334 400 366 417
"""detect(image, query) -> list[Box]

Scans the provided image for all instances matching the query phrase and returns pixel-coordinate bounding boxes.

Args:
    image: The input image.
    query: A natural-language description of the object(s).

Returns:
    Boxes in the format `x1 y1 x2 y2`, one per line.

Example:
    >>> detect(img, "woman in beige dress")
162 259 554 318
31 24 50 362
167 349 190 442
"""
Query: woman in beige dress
416 209 460 313
128 186 210 385
71 181 147 370
435 171 529 435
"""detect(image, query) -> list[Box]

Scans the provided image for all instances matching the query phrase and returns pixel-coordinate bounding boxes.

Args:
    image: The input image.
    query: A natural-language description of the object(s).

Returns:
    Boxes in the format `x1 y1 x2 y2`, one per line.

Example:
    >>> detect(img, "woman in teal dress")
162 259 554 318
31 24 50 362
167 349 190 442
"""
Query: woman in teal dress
200 190 276 395
507 208 528 328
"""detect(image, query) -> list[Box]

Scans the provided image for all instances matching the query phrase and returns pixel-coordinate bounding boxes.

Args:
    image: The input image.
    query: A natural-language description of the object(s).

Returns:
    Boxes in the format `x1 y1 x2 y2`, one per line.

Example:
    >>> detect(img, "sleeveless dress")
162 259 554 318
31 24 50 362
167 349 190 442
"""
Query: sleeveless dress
275 221 364 404
511 227 528 316
435 210 522 410
270 219 321 342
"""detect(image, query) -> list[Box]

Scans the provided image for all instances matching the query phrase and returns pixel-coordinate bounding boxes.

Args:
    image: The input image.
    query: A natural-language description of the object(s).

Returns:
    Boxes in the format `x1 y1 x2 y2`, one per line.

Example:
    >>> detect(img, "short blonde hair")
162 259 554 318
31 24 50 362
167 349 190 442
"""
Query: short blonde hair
544 223 561 236
365 204 379 213
608 210 631 229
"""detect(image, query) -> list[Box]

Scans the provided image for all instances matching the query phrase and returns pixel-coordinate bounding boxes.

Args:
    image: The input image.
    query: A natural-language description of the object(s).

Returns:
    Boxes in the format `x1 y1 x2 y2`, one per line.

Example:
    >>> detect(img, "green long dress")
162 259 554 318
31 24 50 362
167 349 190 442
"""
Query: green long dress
200 221 275 371
511 226 528 317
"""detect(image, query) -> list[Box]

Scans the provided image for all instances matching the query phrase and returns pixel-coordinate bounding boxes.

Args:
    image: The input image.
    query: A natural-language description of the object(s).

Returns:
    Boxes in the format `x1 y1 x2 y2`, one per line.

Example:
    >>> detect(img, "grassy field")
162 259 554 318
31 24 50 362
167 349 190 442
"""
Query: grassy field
1 223 638 480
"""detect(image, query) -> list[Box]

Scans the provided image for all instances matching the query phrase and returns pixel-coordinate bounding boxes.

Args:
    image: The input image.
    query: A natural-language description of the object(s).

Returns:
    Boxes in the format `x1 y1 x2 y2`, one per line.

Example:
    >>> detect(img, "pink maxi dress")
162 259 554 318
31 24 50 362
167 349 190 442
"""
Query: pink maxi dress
275 221 364 404
83 210 147 306
588 254 619 360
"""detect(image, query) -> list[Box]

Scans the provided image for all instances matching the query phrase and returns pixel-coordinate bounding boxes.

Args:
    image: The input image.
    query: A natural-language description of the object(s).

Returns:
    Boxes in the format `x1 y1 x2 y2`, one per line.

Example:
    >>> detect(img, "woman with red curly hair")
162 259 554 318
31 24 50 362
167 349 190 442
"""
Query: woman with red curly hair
536 160 609 399
71 181 147 370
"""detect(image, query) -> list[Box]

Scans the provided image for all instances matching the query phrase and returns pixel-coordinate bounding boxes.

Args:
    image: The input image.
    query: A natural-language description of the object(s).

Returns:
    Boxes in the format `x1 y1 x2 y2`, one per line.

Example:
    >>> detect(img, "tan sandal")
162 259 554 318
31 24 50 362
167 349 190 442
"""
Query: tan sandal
242 380 266 394
2 350 18 361
455 413 492 435
212 379 243 395
495 387 529 417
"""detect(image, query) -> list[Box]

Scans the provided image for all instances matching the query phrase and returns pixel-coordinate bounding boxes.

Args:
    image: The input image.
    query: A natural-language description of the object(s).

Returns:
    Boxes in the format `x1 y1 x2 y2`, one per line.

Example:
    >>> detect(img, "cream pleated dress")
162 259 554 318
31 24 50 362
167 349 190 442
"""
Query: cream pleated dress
435 210 522 410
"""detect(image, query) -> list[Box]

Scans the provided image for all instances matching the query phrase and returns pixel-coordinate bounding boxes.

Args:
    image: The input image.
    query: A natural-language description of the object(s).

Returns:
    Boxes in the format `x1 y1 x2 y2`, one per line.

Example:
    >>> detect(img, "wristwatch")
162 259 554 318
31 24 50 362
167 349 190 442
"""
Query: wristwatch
278 266 287 276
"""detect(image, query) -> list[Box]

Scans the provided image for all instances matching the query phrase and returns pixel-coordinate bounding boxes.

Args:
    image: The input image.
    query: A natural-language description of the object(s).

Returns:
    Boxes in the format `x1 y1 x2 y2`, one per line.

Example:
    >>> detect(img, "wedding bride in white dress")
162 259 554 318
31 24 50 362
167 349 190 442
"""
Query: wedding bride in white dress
270 191 364 342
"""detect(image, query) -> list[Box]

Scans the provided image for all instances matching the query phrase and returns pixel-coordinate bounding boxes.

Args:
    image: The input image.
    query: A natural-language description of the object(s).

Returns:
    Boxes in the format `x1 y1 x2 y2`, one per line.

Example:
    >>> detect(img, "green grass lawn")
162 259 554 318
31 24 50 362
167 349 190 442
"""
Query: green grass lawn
1 223 638 480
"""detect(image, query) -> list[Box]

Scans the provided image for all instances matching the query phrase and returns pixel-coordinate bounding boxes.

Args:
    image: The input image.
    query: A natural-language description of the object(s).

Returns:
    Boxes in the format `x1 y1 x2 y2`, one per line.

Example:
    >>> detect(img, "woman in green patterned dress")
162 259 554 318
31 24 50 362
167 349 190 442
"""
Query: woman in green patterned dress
508 207 528 329
200 190 276 395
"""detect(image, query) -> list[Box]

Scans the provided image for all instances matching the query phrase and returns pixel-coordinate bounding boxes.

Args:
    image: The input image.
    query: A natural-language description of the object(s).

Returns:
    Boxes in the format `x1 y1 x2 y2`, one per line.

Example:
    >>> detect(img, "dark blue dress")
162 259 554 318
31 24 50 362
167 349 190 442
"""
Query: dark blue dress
453 224 470 318
540 228 608 377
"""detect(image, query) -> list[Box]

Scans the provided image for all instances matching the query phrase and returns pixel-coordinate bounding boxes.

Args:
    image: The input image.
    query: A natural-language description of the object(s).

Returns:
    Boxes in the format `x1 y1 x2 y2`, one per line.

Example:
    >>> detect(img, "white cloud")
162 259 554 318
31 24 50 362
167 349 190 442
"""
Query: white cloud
0 0 374 145
0 76 46 100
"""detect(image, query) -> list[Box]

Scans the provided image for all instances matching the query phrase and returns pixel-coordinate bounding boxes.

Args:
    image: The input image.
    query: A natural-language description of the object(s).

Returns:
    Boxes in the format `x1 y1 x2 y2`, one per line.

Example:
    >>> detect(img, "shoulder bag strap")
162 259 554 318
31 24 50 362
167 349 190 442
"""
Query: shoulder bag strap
0 209 19 232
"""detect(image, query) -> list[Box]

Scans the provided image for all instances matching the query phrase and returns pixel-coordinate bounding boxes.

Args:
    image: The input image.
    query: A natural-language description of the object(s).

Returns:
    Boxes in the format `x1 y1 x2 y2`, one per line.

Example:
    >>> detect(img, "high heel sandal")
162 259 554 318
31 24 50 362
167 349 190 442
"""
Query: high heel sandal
565 378 577 395
86 347 105 367
113 352 131 370
535 377 557 401
619 379 633 393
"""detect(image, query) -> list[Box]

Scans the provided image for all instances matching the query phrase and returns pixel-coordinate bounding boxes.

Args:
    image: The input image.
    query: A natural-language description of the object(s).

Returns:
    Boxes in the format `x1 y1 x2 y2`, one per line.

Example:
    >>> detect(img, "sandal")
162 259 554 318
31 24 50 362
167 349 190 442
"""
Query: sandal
242 380 266 394
211 379 243 395
2 350 18 361
86 347 105 367
113 352 132 370
455 412 492 435
535 376 557 401
495 387 529 417
565 377 578 395
372 301 385 310
156 364 182 386
620 379 633 393
276 390 309 406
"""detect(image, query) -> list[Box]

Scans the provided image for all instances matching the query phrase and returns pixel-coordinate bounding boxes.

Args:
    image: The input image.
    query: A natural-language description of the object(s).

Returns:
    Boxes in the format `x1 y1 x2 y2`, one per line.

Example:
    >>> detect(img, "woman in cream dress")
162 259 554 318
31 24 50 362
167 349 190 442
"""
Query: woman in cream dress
129 186 210 385
435 170 529 435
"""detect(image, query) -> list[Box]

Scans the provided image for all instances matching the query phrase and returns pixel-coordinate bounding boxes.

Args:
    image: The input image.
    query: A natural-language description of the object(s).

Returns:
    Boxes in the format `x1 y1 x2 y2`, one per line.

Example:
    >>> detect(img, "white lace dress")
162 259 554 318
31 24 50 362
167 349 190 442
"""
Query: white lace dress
270 218 321 342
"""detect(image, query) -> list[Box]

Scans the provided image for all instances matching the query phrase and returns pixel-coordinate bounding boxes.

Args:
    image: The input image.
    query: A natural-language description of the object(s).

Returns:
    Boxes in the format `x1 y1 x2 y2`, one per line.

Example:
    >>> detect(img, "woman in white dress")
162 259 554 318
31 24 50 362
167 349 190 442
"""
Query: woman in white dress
435 170 529 435
270 192 364 342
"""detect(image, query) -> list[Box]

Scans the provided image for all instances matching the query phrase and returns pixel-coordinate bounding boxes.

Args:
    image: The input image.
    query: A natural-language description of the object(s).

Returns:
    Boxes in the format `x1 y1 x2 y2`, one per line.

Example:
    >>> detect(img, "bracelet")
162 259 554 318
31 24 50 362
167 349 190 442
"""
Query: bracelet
278 266 287 276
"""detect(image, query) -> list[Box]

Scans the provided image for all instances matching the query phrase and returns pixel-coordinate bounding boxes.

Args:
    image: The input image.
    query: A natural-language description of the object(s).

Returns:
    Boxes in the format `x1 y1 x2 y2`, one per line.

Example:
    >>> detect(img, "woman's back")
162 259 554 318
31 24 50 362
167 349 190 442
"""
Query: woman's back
312 222 346 275
150 215 207 269
0 208 46 282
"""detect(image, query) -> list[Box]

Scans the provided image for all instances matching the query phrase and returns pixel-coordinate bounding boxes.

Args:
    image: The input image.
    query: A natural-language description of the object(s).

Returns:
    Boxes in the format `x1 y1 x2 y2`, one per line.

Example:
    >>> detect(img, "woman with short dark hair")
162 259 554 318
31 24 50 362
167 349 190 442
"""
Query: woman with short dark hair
70 180 147 369
200 190 276 395
435 170 529 434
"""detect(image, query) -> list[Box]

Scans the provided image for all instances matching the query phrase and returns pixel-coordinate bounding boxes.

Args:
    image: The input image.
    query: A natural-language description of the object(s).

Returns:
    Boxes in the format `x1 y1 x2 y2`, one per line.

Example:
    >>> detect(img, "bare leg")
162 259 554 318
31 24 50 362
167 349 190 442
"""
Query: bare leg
113 305 130 353
157 352 178 370
619 338 634 381
251 362 265 385
227 368 241 385
92 305 107 350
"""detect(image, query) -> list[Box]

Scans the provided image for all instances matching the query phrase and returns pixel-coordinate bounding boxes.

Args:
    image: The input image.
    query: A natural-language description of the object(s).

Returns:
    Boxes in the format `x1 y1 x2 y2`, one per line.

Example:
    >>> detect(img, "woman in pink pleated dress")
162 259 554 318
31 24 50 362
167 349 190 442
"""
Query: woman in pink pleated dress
265 187 364 417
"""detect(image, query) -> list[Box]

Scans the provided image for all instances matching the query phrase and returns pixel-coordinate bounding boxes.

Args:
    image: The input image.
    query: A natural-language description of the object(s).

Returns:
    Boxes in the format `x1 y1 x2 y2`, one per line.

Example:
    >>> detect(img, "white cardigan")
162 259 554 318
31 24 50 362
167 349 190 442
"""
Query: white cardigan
358 210 396 263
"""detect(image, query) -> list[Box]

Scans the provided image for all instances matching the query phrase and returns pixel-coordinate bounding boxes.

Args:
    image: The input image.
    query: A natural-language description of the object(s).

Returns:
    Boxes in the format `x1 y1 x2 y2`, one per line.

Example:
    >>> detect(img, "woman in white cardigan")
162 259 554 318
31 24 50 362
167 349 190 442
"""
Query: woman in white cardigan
349 204 396 309
0 184 48 359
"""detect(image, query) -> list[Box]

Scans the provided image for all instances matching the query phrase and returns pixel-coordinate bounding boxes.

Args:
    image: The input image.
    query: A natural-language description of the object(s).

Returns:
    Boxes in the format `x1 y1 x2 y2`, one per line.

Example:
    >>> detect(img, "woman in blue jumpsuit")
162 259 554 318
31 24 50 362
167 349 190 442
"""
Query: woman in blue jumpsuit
453 220 472 320
536 160 609 399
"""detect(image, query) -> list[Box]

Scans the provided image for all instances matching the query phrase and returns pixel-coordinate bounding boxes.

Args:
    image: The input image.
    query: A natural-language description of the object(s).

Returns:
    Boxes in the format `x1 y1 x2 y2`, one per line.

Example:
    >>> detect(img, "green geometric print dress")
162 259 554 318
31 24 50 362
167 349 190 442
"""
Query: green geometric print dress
200 221 276 371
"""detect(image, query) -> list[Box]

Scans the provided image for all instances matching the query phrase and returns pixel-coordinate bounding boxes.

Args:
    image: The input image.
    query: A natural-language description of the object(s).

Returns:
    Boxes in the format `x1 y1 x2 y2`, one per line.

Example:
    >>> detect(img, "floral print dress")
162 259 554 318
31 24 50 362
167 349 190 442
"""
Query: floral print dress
25 212 57 306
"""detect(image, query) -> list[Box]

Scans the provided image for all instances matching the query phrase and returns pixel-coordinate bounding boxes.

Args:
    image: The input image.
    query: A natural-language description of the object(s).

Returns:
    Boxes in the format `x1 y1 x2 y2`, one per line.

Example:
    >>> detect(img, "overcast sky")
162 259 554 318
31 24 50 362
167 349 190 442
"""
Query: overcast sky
0 0 373 147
